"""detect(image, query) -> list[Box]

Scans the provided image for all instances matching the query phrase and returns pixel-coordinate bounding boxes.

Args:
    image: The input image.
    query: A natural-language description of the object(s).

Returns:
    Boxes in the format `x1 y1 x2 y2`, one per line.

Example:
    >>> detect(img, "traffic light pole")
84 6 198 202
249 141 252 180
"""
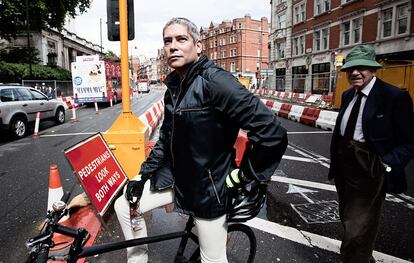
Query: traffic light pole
119 0 130 113
103 0 147 179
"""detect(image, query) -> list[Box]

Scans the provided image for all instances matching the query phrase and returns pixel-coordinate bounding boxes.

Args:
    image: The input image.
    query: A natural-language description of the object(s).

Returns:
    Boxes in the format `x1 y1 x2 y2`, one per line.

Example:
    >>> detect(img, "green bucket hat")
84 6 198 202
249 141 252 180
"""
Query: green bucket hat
341 44 382 71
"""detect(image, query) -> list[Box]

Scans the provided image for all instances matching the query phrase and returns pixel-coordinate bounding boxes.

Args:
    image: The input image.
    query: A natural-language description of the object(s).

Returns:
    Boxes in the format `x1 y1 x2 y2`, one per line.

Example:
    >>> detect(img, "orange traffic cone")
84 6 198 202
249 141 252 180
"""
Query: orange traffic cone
47 165 69 221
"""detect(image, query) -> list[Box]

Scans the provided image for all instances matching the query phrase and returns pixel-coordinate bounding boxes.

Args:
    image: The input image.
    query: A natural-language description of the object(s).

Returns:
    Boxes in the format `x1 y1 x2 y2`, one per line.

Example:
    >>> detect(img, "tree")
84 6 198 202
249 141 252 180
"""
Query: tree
104 50 120 62
0 0 91 39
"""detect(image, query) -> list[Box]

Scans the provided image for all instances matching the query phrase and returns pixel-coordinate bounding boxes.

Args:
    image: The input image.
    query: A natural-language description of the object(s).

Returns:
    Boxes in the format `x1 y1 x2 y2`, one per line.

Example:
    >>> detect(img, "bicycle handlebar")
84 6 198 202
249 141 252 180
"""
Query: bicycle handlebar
26 191 80 263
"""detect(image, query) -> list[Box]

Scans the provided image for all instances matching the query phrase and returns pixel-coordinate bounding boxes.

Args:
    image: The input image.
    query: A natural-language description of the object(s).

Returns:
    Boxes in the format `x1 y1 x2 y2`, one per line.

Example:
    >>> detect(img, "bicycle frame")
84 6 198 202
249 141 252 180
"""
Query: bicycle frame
57 216 199 262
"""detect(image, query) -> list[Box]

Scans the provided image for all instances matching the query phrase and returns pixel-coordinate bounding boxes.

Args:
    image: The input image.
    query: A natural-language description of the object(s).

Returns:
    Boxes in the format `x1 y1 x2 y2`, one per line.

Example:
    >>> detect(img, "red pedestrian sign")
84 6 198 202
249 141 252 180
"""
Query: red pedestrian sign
64 133 128 216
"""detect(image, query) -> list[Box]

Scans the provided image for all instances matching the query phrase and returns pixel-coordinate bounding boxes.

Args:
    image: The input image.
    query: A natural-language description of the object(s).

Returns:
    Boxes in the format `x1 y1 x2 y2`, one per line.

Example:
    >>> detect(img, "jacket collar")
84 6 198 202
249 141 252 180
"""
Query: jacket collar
163 55 212 89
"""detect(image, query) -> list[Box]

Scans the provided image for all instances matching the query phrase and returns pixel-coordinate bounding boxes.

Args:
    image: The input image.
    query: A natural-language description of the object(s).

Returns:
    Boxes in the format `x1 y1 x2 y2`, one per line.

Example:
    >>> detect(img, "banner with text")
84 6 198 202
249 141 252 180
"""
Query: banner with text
64 133 127 216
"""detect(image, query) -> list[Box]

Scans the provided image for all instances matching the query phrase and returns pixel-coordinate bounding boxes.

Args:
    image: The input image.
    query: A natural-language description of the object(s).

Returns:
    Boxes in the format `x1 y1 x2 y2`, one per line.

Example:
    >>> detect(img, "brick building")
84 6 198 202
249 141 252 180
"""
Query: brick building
200 15 270 87
269 0 413 94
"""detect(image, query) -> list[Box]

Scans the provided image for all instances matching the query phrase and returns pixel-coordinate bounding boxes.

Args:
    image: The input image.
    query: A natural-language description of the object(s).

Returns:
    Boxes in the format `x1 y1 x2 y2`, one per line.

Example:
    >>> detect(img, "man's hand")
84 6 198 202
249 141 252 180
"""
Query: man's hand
226 169 251 190
125 177 146 204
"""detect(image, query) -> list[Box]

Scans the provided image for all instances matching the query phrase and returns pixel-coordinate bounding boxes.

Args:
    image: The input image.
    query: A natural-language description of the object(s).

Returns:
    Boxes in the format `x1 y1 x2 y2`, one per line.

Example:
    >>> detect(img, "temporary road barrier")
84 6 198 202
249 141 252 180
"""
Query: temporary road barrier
34 112 40 136
94 99 99 114
271 101 282 115
278 103 292 119
288 105 305 122
316 110 338 131
300 108 321 127
71 101 78 122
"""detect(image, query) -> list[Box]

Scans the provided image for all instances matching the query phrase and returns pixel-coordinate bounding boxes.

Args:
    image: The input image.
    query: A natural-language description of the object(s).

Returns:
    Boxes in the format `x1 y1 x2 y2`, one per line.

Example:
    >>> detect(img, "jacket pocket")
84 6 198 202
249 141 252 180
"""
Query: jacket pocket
208 169 221 204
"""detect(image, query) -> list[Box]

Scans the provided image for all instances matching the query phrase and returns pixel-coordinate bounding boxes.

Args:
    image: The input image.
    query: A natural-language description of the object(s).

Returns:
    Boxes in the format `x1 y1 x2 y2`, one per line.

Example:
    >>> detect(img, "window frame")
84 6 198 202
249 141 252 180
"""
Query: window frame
314 0 330 16
380 2 410 39
292 34 305 56
341 16 362 47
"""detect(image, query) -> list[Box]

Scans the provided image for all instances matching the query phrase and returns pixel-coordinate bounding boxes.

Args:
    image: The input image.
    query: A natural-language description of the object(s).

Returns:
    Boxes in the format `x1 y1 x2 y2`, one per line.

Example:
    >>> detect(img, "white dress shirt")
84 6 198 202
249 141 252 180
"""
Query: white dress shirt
340 77 376 142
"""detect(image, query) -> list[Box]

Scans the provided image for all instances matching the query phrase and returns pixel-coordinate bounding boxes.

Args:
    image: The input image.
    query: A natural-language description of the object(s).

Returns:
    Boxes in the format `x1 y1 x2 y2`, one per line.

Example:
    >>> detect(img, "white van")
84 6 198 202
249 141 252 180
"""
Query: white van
138 80 149 93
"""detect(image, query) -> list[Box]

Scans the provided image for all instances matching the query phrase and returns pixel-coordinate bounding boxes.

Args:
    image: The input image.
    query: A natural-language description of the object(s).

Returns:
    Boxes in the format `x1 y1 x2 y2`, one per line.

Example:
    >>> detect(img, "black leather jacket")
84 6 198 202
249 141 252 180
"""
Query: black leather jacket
140 56 287 218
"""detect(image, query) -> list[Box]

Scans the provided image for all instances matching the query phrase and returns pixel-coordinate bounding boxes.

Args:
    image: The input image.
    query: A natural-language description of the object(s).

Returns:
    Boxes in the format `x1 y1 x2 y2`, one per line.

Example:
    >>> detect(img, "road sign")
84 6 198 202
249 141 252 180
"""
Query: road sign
64 133 128 216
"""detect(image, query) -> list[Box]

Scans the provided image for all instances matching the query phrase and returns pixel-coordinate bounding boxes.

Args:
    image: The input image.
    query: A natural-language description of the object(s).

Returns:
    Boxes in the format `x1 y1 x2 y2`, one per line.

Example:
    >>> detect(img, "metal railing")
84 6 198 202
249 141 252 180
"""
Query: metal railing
22 80 73 99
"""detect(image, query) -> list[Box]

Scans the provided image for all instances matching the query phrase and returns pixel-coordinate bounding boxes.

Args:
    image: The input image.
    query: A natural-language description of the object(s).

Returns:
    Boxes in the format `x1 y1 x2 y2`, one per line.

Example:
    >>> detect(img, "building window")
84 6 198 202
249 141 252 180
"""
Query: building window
293 35 305 56
221 50 226 58
230 62 236 72
275 68 286 91
213 51 217 60
315 0 330 16
397 4 409 34
214 40 217 47
292 66 308 93
229 34 237 44
230 48 237 57
342 17 361 46
381 2 409 38
314 28 329 51
278 14 286 29
209 41 213 48
221 63 226 70
238 23 242 29
277 42 285 59
294 3 306 24
311 63 330 94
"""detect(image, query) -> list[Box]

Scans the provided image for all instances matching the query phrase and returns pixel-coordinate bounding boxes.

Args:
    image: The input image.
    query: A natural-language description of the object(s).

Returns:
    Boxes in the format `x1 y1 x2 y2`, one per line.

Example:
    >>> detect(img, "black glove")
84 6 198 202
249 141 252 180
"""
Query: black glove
125 175 148 204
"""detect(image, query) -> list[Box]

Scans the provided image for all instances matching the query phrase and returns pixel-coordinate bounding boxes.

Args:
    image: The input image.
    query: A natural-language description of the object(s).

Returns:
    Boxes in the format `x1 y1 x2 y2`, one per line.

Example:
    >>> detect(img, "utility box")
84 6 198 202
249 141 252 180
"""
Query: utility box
102 112 149 179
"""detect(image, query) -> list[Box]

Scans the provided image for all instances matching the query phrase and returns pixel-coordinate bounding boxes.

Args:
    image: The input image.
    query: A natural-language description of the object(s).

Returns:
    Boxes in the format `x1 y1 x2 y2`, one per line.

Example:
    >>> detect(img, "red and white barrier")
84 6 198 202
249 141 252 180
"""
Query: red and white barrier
271 101 282 115
94 99 99 114
316 110 338 131
34 112 40 136
138 99 165 138
288 105 305 122
71 102 77 122
300 108 321 127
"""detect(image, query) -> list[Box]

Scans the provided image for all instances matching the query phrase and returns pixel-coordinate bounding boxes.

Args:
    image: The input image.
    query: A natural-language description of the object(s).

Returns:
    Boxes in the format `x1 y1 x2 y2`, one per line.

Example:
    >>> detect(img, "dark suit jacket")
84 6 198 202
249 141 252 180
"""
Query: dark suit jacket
329 78 414 193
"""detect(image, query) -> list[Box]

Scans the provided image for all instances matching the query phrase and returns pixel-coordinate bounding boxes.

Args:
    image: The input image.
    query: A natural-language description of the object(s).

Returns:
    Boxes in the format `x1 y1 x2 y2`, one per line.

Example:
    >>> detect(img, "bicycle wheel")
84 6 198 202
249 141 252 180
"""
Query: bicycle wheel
185 223 256 263
226 224 256 263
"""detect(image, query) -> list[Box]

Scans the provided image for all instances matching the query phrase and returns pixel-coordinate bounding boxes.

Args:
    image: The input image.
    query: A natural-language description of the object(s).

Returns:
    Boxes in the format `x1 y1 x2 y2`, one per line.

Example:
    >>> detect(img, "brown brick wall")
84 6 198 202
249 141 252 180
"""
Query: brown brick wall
330 24 340 49
362 13 378 43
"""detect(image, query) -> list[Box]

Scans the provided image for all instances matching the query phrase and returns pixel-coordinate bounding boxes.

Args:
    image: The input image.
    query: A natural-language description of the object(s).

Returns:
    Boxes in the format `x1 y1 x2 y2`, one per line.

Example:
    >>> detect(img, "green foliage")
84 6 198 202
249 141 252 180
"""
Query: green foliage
0 0 92 39
0 62 71 82
104 50 120 62
0 47 41 64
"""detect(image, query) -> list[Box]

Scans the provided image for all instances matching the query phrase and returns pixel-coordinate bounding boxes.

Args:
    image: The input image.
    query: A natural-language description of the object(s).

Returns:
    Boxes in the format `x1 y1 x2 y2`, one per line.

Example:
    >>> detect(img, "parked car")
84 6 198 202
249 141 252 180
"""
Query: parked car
0 85 66 138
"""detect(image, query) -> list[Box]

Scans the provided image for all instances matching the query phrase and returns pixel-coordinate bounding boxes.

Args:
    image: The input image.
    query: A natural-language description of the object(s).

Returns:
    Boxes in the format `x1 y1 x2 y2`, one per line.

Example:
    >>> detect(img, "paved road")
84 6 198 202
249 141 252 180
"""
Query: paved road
0 90 413 262
0 91 163 262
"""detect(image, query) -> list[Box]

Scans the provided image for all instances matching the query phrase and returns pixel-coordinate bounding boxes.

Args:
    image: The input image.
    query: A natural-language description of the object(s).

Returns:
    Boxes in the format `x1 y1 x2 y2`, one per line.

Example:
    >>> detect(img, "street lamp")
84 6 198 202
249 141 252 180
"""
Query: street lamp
25 0 32 78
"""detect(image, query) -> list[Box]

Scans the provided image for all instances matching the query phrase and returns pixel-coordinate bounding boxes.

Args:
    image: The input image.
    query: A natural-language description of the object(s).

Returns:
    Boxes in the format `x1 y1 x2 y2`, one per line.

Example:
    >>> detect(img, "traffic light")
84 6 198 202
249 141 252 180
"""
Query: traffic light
107 0 135 41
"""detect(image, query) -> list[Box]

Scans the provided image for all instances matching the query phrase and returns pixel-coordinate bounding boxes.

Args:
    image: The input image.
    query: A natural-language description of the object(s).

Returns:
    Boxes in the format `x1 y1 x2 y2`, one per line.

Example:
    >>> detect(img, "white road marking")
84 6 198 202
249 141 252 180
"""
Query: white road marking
40 132 96 137
271 175 414 211
287 144 331 168
282 155 317 163
246 217 411 263
272 175 337 192
287 184 317 203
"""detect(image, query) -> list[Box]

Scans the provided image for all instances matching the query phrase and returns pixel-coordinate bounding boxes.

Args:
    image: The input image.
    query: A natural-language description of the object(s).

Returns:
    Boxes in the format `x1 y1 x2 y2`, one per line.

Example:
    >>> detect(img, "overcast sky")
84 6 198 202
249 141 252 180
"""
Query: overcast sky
72 0 271 58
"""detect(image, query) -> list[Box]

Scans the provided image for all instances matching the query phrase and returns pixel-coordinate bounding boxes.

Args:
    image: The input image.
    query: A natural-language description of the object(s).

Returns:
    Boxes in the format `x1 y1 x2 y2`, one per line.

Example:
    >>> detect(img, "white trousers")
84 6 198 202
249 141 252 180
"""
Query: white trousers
114 180 228 263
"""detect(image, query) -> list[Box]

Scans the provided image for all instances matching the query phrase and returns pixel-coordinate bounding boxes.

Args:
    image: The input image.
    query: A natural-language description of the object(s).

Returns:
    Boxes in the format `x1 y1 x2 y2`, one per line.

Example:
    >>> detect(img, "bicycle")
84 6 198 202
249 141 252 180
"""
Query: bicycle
25 191 257 263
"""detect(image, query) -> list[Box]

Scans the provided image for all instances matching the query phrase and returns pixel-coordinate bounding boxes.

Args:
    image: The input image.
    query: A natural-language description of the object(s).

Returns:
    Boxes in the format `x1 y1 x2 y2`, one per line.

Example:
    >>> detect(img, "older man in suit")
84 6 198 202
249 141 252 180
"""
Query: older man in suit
329 44 414 263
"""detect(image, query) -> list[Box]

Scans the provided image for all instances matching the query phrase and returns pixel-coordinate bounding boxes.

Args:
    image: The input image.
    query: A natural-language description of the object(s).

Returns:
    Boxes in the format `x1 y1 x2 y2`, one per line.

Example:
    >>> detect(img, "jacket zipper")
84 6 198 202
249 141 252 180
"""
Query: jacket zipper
178 106 209 113
169 83 183 168
208 170 221 204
